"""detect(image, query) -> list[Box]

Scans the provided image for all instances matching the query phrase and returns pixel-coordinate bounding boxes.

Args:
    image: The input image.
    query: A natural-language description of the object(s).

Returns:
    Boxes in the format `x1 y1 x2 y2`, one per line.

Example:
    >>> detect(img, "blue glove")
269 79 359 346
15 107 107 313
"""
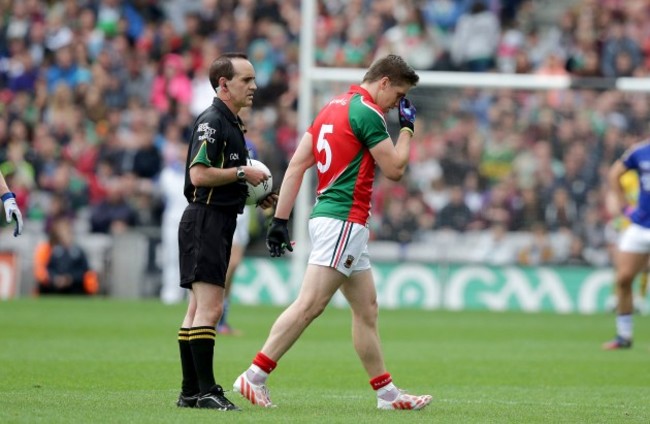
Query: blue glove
398 97 416 135
266 218 293 257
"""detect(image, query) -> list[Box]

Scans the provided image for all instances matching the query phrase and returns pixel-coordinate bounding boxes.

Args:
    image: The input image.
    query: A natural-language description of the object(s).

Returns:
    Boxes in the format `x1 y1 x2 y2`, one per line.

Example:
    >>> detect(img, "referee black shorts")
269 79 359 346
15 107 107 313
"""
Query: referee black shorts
179 203 238 289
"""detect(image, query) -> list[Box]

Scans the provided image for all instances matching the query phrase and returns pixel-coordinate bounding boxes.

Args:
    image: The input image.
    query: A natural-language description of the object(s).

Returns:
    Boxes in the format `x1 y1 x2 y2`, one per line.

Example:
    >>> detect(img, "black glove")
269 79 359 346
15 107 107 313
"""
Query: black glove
398 97 416 135
266 217 293 257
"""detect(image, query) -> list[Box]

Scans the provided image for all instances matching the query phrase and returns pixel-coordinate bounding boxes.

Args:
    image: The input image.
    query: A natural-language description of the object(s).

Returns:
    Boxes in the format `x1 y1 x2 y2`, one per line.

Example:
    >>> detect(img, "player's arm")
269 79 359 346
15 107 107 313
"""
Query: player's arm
187 120 267 187
369 97 416 181
369 130 412 181
607 159 630 216
190 163 267 187
274 132 316 220
0 173 9 195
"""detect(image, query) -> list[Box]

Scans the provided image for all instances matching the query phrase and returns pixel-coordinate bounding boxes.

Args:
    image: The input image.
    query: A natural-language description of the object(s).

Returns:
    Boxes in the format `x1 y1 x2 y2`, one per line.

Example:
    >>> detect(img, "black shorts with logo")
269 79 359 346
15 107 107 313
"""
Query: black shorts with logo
179 203 238 289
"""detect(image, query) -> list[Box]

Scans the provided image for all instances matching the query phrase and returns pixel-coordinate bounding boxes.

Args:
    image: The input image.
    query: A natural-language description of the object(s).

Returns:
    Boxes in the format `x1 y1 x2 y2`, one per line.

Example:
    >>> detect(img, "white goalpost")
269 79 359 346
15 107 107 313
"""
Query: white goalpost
292 0 650 289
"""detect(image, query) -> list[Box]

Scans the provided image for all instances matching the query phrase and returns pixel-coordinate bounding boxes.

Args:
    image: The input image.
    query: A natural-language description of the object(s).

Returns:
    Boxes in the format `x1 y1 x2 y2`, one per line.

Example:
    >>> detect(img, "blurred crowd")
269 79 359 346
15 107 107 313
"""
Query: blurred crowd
1 0 650 267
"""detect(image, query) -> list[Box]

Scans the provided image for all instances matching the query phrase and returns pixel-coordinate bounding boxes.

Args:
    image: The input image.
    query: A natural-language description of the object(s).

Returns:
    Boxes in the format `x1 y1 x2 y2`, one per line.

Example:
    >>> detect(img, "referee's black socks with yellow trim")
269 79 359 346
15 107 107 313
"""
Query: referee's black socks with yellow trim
189 326 217 394
178 328 199 396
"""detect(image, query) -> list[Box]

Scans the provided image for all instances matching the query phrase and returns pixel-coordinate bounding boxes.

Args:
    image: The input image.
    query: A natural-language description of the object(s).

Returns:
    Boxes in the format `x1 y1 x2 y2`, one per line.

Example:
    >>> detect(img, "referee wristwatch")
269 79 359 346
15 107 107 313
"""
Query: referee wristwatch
236 166 246 181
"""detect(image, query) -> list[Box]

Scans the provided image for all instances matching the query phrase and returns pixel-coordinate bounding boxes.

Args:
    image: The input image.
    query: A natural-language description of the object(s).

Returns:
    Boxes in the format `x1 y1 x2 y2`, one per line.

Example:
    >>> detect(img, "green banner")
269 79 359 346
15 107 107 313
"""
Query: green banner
231 258 621 314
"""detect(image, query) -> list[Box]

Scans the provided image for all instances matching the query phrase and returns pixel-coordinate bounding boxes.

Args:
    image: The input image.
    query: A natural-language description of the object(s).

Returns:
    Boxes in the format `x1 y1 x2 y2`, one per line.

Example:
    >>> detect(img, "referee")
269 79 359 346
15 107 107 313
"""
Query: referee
174 53 276 411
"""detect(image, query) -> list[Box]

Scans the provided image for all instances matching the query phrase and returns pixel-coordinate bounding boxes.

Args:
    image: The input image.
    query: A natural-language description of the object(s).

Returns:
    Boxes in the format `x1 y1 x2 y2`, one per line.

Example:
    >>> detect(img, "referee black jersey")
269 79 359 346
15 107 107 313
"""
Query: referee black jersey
184 97 249 211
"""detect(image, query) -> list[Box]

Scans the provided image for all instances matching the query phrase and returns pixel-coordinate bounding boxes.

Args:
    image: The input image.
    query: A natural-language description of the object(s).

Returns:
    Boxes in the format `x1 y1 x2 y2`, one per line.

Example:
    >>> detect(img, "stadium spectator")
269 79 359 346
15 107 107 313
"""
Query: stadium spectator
544 186 579 232
150 53 192 114
158 142 187 305
374 1 444 71
473 222 519 266
376 197 419 244
576 207 610 267
450 1 500 72
563 234 590 266
33 217 98 295
475 182 516 230
89 177 138 234
511 187 544 231
45 46 88 94
434 184 475 232
600 13 642 78
496 17 526 73
517 222 555 266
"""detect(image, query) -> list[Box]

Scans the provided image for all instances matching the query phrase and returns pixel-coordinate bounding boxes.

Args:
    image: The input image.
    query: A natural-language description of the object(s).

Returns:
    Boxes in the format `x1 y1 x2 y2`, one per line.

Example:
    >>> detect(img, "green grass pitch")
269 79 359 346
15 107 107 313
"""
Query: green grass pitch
1 297 649 423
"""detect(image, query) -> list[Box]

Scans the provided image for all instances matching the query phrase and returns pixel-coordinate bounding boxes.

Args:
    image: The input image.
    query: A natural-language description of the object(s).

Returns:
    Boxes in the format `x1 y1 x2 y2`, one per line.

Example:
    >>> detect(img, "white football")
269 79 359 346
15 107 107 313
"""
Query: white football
245 159 273 205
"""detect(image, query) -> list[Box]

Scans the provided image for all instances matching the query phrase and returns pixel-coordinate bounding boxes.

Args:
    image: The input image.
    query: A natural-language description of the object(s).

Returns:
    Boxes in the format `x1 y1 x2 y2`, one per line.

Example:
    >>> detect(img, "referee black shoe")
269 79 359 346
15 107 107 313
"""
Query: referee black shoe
196 385 240 411
176 392 199 408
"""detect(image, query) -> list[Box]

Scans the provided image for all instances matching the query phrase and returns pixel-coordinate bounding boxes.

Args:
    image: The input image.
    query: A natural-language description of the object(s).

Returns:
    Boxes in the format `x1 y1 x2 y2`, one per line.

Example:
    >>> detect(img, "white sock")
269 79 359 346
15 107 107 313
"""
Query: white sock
246 364 269 385
616 314 633 340
376 382 399 402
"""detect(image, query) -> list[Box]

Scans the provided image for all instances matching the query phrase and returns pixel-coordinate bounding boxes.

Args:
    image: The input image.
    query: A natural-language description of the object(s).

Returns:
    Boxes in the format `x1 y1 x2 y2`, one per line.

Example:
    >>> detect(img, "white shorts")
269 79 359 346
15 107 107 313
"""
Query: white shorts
308 217 371 277
233 206 251 247
618 223 650 253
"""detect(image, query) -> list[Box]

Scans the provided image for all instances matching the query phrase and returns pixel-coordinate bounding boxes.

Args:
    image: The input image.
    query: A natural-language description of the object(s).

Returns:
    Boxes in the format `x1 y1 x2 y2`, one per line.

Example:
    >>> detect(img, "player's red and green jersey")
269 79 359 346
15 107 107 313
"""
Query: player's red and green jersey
307 85 389 225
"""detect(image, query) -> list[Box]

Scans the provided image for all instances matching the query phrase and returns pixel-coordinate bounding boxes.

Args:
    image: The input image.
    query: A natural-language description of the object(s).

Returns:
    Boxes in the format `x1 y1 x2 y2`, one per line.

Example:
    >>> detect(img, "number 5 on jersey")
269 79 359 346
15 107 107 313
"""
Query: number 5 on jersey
316 124 333 173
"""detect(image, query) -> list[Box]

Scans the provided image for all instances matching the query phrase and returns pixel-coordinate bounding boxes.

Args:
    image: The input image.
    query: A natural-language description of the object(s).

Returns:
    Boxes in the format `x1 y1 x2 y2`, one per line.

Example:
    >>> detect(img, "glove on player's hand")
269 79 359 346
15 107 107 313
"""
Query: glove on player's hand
266 217 293 257
2 192 22 237
398 97 416 135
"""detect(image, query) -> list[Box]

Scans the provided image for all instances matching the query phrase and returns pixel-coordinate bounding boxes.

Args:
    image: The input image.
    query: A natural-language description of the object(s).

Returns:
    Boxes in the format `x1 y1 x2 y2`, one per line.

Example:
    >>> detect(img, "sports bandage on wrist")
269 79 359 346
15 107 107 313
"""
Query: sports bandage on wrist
1 192 16 202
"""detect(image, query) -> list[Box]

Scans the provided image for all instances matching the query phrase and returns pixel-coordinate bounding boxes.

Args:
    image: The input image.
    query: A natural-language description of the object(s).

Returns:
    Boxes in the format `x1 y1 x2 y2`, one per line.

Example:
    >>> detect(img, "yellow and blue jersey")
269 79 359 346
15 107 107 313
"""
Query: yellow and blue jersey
621 142 650 228
617 169 639 230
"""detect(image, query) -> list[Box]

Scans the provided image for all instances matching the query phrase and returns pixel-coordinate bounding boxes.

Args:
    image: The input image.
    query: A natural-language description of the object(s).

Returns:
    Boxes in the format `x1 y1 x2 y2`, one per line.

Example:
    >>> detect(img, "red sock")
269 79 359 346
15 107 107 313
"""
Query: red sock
252 351 277 374
369 372 392 390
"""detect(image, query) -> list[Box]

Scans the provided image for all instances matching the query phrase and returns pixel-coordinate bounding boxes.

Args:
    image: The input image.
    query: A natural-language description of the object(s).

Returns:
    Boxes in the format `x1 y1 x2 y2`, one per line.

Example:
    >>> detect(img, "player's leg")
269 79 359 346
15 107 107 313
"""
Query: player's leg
192 282 239 410
264 264 343 358
640 263 649 298
218 243 244 334
234 264 344 407
341 269 432 410
178 204 238 410
176 290 199 407
339 269 384 376
176 205 202 407
161 220 185 304
632 264 649 314
219 209 250 334
603 248 649 349
634 261 650 314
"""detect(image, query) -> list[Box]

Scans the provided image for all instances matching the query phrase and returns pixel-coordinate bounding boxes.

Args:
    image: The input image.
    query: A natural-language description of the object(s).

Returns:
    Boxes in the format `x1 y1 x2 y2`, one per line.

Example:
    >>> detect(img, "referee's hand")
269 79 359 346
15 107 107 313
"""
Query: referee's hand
258 193 278 209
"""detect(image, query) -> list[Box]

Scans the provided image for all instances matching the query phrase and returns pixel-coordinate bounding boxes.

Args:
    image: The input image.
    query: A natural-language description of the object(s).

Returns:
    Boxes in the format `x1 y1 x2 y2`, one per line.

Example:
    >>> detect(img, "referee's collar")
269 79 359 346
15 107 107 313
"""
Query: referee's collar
212 97 246 133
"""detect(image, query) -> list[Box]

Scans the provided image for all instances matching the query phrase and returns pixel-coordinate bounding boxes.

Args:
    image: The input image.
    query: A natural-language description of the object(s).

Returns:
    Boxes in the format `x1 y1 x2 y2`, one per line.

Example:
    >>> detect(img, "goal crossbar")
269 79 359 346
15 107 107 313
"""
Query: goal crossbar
310 67 650 92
